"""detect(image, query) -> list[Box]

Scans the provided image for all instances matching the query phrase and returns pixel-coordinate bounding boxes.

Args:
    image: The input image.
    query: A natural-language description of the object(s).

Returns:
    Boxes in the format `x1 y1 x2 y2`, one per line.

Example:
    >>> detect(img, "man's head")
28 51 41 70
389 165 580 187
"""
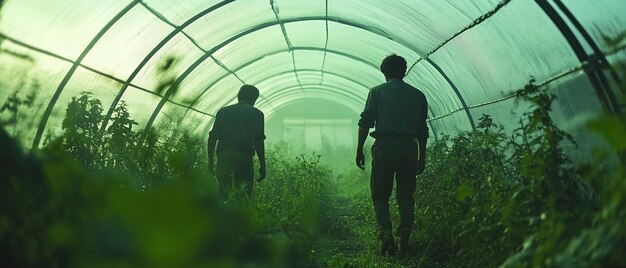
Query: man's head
380 54 407 81
238 85 260 105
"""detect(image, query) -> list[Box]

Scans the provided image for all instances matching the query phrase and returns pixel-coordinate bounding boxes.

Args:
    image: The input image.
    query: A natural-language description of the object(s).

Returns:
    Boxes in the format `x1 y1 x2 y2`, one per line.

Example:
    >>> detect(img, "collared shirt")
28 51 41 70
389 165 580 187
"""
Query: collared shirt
210 102 265 156
358 79 429 139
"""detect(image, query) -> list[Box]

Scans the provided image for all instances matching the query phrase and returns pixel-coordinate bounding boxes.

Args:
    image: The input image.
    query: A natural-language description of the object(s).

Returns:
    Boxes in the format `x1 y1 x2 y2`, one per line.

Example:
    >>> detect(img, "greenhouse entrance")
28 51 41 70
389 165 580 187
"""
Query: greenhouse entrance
265 98 358 150
1 0 626 267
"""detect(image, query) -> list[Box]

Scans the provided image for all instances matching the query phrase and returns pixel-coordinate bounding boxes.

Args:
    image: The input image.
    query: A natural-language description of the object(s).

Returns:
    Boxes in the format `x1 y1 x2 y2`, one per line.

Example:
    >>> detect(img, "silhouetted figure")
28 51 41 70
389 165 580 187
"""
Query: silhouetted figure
356 54 428 257
208 85 266 203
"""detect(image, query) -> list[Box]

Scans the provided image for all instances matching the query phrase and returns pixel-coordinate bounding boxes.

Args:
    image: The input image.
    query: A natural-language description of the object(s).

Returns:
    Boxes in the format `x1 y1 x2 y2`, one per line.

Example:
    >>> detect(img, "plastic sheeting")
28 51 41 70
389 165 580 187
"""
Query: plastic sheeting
0 0 625 148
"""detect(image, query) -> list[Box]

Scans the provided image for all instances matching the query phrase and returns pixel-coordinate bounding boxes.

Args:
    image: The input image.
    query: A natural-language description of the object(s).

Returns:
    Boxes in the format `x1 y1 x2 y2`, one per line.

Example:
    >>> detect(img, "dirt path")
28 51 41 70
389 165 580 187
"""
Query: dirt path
310 188 365 265
309 179 425 267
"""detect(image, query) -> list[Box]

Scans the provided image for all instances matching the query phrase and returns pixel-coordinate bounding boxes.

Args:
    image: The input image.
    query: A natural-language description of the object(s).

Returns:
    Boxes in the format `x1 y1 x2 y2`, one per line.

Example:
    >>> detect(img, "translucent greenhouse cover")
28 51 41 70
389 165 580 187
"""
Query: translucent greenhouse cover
0 0 625 150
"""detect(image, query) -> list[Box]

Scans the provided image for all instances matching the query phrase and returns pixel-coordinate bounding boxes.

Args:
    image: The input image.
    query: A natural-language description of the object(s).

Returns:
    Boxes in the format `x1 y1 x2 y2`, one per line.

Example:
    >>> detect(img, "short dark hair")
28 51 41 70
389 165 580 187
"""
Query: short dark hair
380 54 407 79
238 85 259 103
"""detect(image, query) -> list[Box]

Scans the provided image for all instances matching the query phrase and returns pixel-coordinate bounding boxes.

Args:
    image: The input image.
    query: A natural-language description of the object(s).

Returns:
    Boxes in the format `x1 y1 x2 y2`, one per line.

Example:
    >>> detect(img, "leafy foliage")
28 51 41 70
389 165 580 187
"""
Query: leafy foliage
60 92 104 169
321 77 623 267
0 83 40 144
103 101 138 171
1 90 337 267
253 150 333 265
1 127 289 267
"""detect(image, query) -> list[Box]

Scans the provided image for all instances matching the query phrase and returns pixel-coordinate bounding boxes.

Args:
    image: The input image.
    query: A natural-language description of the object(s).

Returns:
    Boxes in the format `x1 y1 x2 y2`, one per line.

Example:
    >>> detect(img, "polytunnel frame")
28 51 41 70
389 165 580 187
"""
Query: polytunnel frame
29 0 235 150
29 0 503 148
184 57 438 139
182 51 444 140
141 0 622 140
535 0 622 115
30 0 141 150
26 0 620 149
179 57 443 142
182 46 380 110
550 0 623 93
185 47 445 140
181 47 459 130
0 32 213 118
138 16 477 141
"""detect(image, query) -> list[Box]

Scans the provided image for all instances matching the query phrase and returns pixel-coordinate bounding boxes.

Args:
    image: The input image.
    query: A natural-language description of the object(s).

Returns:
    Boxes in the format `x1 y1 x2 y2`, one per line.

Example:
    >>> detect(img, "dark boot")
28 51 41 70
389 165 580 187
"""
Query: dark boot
398 235 410 258
380 235 397 257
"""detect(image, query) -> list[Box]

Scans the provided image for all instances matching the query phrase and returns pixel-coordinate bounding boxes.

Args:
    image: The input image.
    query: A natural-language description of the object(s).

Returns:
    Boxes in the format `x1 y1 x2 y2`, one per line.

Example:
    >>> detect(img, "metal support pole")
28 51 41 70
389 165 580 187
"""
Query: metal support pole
535 0 617 114
425 58 476 130
551 0 622 114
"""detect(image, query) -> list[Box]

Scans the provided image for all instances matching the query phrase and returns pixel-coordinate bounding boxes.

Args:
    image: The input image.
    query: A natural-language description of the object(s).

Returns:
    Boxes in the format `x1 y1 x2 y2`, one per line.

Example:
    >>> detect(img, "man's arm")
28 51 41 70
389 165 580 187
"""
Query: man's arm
207 133 217 175
207 110 221 175
254 139 266 182
356 126 369 170
254 111 267 182
417 96 428 175
356 89 376 170
417 136 426 174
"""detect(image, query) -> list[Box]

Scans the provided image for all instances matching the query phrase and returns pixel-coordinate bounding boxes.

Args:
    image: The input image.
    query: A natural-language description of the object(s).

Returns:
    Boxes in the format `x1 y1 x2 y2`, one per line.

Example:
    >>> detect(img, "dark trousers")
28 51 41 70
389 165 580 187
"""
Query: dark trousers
370 138 418 241
216 152 254 202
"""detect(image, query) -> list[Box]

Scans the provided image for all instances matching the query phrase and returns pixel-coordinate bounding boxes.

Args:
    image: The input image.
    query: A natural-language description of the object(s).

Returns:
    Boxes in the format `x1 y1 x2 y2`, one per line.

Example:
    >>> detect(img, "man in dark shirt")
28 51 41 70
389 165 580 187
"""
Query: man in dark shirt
356 54 428 257
208 85 266 203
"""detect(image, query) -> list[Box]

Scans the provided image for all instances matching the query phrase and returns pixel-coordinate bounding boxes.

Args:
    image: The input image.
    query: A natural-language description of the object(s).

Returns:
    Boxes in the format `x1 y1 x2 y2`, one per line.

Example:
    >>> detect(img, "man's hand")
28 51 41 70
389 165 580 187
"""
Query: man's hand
417 136 427 175
356 150 365 170
417 158 426 175
356 126 369 170
257 164 267 183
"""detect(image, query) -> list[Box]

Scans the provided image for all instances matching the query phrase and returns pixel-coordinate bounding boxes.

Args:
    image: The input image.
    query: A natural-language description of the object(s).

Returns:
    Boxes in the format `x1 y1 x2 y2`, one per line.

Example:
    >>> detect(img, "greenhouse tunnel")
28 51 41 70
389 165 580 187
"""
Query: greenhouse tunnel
1 0 626 266
0 0 622 154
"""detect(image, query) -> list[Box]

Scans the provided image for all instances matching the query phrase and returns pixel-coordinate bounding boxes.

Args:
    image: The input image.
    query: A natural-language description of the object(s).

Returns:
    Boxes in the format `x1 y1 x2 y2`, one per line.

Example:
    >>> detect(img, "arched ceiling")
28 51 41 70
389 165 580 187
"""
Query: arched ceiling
0 0 625 148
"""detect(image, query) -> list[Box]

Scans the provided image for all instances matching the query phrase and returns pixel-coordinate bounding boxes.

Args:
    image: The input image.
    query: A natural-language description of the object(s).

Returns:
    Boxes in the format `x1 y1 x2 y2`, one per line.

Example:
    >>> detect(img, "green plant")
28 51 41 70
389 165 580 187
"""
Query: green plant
0 86 38 140
103 101 137 171
0 126 291 267
252 148 333 264
60 92 105 169
410 113 515 267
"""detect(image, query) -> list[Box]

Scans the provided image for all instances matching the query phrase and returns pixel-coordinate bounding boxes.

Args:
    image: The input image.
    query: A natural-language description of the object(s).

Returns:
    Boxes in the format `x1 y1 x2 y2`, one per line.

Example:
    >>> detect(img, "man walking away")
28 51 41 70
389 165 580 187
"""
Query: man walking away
355 54 428 257
208 85 267 203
